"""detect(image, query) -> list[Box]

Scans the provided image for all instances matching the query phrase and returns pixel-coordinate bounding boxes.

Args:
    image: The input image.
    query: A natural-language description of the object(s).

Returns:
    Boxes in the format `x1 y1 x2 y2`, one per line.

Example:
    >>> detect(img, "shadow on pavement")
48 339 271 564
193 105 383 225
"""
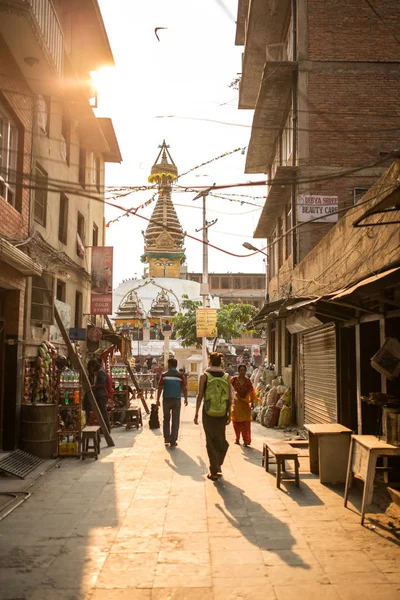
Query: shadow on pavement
164 447 207 482
214 479 311 569
241 446 324 506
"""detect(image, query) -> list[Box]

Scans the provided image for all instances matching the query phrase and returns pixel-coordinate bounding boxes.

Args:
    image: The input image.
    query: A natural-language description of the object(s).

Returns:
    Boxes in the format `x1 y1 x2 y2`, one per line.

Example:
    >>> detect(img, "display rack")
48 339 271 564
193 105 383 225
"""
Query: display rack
110 366 130 427
57 370 83 456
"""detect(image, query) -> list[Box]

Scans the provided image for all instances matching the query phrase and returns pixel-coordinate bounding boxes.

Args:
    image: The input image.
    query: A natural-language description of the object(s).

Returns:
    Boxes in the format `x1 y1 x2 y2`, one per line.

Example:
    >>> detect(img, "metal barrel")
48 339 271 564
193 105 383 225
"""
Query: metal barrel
20 403 58 459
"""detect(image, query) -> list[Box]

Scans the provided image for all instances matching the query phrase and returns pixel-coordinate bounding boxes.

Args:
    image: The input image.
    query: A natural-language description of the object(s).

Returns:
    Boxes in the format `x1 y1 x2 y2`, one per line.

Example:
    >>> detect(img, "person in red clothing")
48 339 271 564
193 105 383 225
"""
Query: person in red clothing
230 364 258 446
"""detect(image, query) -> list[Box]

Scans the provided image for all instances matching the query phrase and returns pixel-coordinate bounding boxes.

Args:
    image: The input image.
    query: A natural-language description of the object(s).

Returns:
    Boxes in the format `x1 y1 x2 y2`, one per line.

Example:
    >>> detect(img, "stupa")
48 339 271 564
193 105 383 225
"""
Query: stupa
113 142 218 359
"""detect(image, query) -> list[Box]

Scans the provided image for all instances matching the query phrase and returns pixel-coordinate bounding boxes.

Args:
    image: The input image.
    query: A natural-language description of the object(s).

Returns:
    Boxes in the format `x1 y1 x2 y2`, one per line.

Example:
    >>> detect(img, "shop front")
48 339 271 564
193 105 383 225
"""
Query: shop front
0 242 42 450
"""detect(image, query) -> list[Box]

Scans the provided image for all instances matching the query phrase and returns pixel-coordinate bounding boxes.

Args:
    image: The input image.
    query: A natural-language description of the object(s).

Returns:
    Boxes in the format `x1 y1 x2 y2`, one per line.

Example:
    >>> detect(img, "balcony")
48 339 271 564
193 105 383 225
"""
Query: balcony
253 166 297 238
0 0 63 90
238 0 291 109
245 61 297 175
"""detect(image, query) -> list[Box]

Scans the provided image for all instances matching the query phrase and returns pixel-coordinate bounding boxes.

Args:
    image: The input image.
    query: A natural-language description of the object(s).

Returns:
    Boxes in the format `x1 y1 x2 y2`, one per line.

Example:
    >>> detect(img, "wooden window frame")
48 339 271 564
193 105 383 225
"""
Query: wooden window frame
58 193 68 245
34 163 48 227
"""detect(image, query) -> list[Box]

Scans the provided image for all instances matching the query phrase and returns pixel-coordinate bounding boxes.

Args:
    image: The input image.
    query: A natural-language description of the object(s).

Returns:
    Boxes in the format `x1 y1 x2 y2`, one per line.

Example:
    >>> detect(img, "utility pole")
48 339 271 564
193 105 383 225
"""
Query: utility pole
193 186 217 369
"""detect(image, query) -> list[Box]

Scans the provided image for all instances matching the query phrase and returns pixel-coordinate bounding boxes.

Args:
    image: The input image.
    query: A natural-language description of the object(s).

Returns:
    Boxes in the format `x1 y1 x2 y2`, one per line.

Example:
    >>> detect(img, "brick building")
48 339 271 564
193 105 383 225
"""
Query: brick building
185 272 266 310
236 0 400 299
0 1 121 450
236 1 400 429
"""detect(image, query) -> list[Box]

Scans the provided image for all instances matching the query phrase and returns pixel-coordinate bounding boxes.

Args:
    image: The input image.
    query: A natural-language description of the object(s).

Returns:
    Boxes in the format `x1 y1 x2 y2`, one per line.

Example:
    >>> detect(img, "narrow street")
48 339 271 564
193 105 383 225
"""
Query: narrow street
0 402 399 600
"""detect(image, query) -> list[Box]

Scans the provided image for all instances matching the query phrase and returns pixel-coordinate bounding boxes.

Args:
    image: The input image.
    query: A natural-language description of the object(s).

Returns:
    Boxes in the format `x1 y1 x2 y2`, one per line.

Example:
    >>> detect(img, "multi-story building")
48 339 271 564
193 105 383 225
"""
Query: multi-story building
185 272 266 310
236 0 400 298
0 0 121 449
236 1 400 428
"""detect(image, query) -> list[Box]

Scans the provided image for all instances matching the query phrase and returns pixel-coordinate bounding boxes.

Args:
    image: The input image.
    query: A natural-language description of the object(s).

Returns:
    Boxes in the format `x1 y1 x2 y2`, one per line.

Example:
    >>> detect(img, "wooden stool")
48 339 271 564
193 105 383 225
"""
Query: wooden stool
125 407 143 430
262 442 300 489
81 426 101 460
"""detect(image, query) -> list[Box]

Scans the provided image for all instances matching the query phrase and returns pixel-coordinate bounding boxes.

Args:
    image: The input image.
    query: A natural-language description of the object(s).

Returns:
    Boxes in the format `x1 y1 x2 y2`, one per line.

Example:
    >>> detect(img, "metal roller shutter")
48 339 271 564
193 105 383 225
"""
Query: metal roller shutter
303 323 337 424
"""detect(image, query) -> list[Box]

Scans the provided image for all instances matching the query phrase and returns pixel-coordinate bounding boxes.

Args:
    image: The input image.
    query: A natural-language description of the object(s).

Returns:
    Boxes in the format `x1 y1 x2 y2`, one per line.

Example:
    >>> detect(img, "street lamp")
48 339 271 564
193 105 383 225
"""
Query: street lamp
242 242 268 256
242 242 269 302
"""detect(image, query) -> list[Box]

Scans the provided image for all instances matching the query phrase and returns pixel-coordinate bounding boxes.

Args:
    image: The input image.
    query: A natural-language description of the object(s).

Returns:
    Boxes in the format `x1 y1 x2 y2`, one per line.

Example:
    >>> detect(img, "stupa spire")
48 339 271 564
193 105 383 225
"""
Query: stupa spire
142 142 185 278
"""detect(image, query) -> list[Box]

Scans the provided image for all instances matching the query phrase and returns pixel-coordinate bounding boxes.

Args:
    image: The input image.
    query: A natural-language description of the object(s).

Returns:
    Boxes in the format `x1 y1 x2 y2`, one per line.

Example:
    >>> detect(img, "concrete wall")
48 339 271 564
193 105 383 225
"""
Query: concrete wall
292 161 400 298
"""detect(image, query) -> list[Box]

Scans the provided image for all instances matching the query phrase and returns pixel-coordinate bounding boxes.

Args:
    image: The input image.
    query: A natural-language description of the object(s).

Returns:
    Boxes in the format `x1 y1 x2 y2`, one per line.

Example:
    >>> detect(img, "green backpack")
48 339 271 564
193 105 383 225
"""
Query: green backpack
204 372 230 417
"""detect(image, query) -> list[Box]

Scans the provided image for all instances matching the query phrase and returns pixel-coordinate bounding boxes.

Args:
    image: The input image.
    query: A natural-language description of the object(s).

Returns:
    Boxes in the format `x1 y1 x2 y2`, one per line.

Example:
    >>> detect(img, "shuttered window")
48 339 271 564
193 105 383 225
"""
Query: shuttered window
303 323 337 424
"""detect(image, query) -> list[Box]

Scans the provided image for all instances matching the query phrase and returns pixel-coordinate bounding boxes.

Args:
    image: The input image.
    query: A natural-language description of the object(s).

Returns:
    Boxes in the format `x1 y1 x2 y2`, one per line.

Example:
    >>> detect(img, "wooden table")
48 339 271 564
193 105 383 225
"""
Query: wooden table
344 434 400 525
304 423 353 484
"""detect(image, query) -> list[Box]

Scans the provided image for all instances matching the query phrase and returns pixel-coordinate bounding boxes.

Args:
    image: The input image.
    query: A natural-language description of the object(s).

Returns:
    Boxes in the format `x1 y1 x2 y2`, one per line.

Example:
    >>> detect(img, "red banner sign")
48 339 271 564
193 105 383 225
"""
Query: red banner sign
91 246 113 315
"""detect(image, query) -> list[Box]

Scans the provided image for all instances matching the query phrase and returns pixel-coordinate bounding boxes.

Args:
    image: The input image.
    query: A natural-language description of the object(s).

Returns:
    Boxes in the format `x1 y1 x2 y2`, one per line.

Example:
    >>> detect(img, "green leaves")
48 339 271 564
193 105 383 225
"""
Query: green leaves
173 298 258 348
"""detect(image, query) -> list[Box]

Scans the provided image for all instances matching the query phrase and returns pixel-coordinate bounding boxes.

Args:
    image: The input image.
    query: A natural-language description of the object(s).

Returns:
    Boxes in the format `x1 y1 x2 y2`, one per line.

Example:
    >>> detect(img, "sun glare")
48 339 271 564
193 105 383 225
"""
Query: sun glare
90 66 115 95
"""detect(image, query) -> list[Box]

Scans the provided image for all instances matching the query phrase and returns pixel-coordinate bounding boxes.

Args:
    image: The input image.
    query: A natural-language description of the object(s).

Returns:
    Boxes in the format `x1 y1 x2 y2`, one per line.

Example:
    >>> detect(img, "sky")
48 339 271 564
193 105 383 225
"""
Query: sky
95 0 267 287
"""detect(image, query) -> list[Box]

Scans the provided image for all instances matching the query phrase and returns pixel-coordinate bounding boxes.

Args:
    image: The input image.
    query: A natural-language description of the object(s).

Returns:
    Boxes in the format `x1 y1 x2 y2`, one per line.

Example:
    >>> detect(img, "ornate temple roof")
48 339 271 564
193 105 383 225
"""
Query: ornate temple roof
143 141 185 256
115 290 145 320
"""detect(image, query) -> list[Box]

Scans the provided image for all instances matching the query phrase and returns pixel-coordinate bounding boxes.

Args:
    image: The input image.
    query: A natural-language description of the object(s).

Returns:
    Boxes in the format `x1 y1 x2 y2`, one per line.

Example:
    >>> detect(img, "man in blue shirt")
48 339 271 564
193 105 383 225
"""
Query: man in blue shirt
157 358 188 447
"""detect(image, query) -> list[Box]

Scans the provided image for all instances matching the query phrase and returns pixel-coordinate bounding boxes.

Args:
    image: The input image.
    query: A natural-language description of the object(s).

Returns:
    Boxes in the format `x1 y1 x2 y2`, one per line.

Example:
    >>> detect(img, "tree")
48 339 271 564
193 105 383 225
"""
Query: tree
173 297 258 348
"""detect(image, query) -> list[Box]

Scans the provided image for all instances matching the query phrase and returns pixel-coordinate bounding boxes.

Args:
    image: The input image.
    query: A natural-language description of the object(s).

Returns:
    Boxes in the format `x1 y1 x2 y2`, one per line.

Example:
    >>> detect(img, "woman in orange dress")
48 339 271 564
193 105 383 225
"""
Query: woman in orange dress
230 364 257 446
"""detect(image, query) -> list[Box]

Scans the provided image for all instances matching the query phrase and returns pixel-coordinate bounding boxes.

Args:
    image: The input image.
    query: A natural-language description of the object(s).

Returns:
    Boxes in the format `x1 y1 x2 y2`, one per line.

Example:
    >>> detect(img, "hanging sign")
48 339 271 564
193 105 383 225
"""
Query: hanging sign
91 246 113 315
298 195 339 223
196 308 218 337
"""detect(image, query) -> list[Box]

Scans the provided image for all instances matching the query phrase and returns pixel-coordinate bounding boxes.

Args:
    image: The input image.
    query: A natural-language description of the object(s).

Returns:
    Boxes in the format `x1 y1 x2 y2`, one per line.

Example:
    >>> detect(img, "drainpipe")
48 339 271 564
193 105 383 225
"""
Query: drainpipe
291 0 298 267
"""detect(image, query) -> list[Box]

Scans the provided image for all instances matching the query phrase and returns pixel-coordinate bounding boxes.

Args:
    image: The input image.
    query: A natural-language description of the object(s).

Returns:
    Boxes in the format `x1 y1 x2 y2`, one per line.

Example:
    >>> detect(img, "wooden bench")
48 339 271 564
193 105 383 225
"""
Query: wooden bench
262 441 300 489
81 426 101 460
125 407 143 430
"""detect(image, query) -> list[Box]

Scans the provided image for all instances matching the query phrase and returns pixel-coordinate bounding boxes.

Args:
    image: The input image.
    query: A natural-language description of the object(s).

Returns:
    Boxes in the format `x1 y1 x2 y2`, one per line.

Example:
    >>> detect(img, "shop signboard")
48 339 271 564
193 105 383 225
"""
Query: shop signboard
196 308 218 337
91 246 113 315
298 195 338 223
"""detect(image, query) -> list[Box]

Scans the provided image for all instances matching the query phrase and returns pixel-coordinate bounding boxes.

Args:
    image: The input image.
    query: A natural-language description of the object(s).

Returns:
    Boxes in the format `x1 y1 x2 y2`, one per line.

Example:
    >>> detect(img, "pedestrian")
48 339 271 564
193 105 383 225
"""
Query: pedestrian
145 354 153 370
230 364 258 446
225 363 235 377
87 359 111 432
194 352 232 481
157 358 188 447
245 362 253 377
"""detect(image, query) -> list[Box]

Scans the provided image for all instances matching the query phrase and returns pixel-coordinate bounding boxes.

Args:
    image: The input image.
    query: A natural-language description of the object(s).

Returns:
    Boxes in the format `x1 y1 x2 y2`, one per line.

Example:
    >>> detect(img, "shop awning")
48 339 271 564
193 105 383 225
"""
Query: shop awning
248 297 310 328
329 266 400 300
0 238 42 276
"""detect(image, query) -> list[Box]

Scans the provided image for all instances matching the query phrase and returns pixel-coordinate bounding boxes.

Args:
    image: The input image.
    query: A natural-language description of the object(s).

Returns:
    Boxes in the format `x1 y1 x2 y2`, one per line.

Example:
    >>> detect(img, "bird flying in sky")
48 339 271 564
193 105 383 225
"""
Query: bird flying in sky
155 27 167 42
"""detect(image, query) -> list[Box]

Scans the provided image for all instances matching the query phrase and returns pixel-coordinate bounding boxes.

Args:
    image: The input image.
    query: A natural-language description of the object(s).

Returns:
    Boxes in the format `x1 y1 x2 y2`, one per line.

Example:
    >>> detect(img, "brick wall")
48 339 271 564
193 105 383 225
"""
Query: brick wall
0 35 33 240
307 0 400 62
307 70 400 170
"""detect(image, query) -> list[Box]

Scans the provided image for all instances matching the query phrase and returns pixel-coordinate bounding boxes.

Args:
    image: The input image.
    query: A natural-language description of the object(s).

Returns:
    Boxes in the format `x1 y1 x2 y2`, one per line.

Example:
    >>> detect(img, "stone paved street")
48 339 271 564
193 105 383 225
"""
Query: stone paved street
0 401 399 600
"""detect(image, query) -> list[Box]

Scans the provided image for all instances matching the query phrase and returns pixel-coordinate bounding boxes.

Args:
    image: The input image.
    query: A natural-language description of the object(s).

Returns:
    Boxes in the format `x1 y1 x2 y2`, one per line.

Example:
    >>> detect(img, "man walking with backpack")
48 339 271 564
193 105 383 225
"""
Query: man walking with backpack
194 352 232 480
157 358 188 447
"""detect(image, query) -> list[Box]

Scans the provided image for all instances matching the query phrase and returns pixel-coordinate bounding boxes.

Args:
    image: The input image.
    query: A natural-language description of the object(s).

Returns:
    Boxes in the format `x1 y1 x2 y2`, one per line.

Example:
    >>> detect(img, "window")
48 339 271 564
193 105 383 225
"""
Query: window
0 102 19 209
31 273 53 324
56 279 66 302
221 277 230 289
74 290 83 328
234 278 241 289
78 146 86 188
285 205 292 259
36 95 50 136
92 222 98 247
270 237 276 279
94 154 101 192
284 328 292 367
77 212 85 258
34 164 48 226
277 216 284 268
353 188 369 205
58 193 68 245
210 276 219 289
61 110 71 165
